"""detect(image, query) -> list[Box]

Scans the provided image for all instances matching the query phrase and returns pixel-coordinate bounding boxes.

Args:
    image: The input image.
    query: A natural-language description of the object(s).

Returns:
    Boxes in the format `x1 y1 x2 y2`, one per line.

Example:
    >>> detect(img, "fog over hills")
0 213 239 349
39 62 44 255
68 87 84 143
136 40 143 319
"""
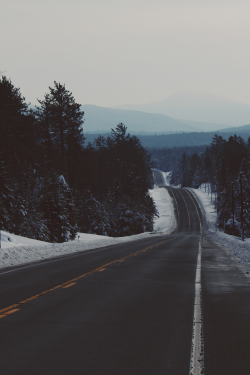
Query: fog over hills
111 92 250 128
81 104 200 133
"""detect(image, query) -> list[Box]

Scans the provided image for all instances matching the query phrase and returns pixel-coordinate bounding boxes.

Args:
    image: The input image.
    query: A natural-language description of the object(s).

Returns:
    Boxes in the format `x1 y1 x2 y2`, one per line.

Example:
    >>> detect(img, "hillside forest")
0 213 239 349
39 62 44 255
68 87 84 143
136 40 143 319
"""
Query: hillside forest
0 76 157 242
151 135 250 238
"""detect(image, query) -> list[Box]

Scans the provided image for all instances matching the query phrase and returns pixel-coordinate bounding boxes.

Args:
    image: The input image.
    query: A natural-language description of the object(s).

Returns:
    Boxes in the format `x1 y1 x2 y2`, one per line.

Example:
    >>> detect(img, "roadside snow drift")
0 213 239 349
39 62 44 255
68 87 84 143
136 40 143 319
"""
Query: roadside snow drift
191 184 250 273
0 186 176 269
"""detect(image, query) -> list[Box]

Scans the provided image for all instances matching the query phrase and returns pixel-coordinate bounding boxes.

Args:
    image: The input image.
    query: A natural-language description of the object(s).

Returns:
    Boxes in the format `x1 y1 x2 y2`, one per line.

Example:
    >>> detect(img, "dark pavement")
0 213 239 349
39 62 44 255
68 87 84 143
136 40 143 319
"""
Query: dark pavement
1 187 250 374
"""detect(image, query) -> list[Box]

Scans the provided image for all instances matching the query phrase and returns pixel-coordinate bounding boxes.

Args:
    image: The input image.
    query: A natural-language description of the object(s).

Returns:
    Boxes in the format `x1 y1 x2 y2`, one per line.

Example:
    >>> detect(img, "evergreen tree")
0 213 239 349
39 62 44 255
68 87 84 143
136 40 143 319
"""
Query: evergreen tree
36 82 85 184
40 174 77 242
0 76 29 174
0 160 13 230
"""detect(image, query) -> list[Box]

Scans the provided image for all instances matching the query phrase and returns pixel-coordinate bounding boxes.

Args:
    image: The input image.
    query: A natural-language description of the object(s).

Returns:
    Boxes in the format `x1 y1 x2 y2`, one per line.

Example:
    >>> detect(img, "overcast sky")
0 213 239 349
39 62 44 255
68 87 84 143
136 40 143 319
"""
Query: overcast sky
1 0 250 107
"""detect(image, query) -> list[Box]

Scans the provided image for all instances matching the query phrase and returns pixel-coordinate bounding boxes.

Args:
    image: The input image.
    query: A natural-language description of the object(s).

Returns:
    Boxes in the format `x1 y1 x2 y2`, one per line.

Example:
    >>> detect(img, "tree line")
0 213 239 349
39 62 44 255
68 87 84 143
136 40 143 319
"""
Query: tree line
152 134 250 238
0 76 156 242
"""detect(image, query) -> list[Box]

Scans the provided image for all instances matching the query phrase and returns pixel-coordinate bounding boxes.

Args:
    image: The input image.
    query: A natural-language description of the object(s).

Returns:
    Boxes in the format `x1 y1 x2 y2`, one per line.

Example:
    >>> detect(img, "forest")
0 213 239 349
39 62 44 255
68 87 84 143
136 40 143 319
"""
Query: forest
0 76 157 242
153 134 250 238
85 126 250 149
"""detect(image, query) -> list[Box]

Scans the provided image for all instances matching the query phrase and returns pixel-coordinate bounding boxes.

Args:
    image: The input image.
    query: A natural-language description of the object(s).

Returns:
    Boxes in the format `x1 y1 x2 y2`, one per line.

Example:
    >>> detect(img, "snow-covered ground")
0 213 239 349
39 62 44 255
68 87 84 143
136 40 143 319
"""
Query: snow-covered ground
3 173 249 274
149 186 176 232
162 171 171 186
0 185 176 269
190 183 250 273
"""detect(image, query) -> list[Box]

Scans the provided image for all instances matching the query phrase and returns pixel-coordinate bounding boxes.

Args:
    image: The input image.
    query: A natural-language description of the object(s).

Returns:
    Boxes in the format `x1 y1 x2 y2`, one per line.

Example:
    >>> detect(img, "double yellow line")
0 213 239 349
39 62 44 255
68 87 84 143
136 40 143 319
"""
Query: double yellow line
0 237 174 319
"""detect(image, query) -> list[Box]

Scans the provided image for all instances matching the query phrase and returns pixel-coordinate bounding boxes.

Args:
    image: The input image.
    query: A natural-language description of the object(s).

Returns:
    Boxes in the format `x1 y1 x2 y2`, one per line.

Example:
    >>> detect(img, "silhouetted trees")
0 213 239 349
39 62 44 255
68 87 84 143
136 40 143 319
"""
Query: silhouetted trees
0 77 156 241
151 131 250 238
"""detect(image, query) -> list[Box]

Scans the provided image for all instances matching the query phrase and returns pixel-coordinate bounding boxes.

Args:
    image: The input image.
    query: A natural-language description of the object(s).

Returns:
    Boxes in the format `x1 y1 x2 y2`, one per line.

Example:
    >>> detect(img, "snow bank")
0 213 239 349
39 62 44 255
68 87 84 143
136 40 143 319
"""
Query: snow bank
189 184 216 232
0 186 176 269
162 171 171 186
190 185 250 273
0 231 50 249
149 186 176 232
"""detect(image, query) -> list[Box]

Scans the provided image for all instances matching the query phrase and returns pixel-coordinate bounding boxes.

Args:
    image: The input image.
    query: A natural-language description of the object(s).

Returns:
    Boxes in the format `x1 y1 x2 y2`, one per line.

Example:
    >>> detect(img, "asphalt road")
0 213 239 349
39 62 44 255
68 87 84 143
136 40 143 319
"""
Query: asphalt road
1 187 250 374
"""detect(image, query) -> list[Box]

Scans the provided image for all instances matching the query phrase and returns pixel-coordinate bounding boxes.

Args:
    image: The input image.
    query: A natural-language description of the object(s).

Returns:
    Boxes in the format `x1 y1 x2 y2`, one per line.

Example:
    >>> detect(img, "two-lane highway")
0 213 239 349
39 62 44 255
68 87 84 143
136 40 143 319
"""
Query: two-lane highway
1 187 250 374
0 188 201 374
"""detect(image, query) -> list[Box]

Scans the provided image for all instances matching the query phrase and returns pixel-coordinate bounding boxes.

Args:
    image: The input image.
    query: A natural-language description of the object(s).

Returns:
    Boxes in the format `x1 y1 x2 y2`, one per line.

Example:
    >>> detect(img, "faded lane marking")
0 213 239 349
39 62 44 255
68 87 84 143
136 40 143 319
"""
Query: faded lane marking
0 237 175 319
0 304 19 314
4 308 20 315
0 308 20 318
63 282 76 288
189 243 204 375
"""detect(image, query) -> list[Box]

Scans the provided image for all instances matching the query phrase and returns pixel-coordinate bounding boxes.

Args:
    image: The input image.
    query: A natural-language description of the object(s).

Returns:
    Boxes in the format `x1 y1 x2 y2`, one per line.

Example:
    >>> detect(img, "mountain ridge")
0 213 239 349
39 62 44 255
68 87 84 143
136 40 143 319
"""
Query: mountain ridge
110 92 250 127
81 104 200 133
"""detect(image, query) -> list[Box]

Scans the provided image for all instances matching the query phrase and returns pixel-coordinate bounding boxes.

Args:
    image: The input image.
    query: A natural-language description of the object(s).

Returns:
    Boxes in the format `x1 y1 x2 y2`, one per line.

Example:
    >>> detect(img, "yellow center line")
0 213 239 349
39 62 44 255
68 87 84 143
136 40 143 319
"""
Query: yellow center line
62 282 76 289
4 308 20 315
0 308 20 318
0 237 175 318
0 304 19 314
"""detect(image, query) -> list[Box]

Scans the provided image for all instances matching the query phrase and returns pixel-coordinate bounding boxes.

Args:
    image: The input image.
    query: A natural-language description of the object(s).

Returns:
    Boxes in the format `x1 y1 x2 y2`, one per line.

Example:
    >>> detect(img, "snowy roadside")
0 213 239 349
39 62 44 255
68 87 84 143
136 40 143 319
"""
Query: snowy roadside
190 184 250 273
0 186 176 269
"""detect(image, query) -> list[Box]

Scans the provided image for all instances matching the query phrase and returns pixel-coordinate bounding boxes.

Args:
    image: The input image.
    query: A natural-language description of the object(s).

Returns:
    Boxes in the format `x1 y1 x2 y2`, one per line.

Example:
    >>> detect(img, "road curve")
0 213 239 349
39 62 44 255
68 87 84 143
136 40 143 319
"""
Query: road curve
1 188 250 374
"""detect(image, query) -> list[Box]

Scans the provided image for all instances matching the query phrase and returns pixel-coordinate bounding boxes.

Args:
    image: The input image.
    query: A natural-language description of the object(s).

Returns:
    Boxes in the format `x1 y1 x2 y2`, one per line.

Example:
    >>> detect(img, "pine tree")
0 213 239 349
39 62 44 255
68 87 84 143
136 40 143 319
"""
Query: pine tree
36 82 85 184
40 174 77 242
0 160 13 230
0 76 29 174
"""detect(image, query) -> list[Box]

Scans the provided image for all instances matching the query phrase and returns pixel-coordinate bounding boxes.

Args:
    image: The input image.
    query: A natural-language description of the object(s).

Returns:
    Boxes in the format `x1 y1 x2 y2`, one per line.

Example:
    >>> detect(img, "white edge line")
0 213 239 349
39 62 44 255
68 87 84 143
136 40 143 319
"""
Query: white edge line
186 189 204 375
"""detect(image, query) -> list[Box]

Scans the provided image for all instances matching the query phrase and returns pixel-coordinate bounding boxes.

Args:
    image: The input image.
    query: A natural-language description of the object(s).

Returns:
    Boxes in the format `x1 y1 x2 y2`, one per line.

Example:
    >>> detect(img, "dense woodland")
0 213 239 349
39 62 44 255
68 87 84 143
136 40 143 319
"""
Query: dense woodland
149 146 207 176
152 135 250 238
0 76 156 242
85 127 250 149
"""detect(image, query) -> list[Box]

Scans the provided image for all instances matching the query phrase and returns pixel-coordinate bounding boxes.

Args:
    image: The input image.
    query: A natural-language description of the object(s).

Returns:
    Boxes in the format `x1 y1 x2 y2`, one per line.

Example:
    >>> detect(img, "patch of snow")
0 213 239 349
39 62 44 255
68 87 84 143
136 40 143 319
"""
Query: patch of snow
0 186 176 269
149 186 176 232
190 185 250 273
189 185 216 232
0 232 50 249
58 175 68 188
162 171 171 186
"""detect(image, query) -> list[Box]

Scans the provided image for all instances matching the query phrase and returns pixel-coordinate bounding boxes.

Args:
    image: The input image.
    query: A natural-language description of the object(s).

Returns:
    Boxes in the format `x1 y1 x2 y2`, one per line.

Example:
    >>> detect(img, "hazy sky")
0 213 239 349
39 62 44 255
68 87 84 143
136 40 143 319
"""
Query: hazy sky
1 0 250 107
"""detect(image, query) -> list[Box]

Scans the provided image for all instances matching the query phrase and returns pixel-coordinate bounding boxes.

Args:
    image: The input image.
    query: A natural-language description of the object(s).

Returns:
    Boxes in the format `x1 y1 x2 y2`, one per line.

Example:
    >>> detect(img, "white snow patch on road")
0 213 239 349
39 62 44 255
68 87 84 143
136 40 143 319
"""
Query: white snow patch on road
0 187 176 269
190 185 250 272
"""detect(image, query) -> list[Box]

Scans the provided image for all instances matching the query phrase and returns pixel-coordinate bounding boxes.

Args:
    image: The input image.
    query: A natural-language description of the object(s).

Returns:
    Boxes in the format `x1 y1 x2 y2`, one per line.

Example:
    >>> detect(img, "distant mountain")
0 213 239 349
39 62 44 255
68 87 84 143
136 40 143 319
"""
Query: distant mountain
81 104 200 133
217 124 250 133
111 92 250 127
172 118 230 132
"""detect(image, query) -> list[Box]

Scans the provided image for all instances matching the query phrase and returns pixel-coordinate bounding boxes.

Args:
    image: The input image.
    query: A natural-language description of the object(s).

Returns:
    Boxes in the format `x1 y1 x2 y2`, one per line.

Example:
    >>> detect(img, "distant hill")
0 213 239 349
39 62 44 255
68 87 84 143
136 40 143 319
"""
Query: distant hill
85 125 250 149
217 124 250 133
111 92 250 127
173 118 230 132
81 104 200 133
